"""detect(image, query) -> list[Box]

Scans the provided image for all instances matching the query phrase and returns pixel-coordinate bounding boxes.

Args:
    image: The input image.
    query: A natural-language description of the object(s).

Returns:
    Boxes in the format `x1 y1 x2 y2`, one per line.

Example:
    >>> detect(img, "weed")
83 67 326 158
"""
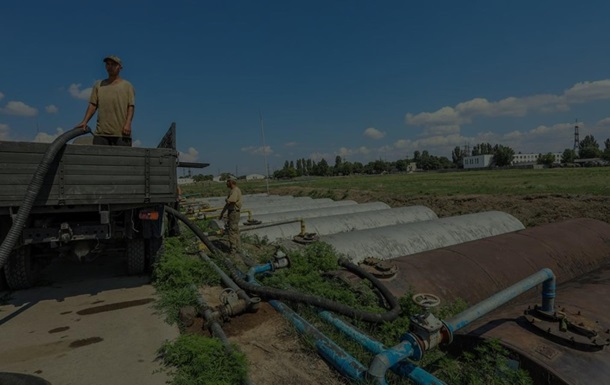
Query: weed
158 334 248 385
152 237 220 325
153 237 220 292
431 339 533 385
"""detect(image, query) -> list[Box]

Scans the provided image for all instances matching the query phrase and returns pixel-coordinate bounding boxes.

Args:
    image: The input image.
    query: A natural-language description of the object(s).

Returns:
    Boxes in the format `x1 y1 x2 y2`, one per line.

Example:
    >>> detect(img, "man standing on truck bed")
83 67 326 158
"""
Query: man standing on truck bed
75 55 135 146
219 177 242 254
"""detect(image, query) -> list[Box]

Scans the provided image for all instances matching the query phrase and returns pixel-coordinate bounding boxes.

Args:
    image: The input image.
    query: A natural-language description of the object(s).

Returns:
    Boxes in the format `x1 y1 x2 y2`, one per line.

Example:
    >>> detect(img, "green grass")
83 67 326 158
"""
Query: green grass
183 168 610 197
153 234 251 384
158 334 248 385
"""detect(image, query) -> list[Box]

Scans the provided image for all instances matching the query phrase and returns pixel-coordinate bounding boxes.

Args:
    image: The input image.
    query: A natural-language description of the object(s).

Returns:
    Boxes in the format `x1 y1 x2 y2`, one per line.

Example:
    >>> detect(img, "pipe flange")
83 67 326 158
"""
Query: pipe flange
293 232 319 244
400 333 424 361
360 258 398 279
524 304 610 350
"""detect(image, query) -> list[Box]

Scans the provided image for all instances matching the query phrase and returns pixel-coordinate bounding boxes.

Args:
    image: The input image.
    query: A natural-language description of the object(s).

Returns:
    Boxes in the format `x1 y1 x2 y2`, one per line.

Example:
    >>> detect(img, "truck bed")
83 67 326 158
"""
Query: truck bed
0 140 178 208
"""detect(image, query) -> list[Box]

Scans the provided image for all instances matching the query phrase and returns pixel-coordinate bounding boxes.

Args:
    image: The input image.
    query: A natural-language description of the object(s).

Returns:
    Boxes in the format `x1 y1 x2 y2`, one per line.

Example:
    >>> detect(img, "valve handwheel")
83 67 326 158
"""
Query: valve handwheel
412 293 441 309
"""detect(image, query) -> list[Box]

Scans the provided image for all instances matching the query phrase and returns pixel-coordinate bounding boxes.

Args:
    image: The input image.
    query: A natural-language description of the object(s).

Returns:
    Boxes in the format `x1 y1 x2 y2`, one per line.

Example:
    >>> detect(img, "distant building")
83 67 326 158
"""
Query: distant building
512 152 562 165
463 152 564 169
246 174 266 180
178 177 194 185
463 154 493 169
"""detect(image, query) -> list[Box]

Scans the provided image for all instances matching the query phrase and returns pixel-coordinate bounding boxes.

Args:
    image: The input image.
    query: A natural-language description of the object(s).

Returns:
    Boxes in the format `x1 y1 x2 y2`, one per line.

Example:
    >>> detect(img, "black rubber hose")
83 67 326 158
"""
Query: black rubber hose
0 127 91 270
165 206 401 323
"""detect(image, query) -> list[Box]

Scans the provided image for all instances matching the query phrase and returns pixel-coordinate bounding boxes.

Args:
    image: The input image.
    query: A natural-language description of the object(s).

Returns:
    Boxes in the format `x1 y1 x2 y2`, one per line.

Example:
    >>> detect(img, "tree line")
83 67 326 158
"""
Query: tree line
272 135 610 178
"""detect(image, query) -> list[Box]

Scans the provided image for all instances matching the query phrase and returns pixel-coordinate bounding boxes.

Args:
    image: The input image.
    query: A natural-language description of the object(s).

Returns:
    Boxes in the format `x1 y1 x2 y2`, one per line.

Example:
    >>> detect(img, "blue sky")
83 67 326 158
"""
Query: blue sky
1 1 610 175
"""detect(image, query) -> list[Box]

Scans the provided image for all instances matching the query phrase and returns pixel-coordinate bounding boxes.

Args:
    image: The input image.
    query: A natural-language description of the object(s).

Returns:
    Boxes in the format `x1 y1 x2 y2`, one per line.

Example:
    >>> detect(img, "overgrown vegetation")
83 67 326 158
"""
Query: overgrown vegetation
153 235 250 384
158 334 248 385
432 340 533 385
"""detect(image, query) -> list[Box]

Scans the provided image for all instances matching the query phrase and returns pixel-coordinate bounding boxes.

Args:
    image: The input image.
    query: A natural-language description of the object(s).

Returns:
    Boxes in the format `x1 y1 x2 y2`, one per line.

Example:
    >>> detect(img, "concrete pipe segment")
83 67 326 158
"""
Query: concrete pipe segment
379 218 610 305
241 206 438 241
321 211 525 263
210 202 391 229
202 195 306 207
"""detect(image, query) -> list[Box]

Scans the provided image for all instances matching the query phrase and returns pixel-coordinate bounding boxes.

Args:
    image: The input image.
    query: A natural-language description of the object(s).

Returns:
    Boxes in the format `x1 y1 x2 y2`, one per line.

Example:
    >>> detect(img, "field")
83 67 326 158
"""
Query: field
183 167 610 227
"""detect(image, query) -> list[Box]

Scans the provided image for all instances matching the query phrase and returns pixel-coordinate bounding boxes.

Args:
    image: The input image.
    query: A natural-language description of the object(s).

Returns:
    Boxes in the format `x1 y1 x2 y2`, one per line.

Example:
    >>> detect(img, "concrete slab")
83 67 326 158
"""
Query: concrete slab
0 253 178 385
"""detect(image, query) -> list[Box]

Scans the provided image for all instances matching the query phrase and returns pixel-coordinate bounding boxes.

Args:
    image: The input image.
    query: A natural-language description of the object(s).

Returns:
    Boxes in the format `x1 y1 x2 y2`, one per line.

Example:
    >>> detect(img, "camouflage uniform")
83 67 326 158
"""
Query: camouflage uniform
225 183 242 252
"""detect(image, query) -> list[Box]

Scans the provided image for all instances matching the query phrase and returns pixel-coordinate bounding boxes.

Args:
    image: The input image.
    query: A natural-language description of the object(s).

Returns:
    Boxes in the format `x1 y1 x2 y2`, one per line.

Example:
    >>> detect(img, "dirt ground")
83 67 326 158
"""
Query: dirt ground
194 191 610 385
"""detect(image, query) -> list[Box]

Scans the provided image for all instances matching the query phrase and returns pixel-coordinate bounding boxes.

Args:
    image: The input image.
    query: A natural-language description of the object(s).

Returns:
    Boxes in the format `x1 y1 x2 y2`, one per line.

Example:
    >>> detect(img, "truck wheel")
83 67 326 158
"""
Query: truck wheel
4 246 38 290
126 238 146 275
146 237 165 273
0 268 7 291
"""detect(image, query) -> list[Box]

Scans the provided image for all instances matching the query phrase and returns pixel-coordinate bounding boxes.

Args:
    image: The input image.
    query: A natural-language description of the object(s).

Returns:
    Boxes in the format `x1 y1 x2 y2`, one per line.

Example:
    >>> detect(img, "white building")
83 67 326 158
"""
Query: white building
463 155 493 169
246 174 266 180
464 152 564 169
512 152 562 165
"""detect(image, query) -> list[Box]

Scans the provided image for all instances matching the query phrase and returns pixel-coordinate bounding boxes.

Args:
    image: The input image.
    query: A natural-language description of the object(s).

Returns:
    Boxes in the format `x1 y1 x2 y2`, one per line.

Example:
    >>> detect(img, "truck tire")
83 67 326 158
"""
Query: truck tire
4 246 38 290
146 237 165 273
0 268 7 291
126 238 146 275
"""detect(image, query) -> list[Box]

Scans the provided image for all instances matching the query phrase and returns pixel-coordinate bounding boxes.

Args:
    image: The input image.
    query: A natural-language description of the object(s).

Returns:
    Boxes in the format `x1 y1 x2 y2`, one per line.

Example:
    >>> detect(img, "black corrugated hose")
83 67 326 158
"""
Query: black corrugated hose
0 127 90 270
164 206 401 323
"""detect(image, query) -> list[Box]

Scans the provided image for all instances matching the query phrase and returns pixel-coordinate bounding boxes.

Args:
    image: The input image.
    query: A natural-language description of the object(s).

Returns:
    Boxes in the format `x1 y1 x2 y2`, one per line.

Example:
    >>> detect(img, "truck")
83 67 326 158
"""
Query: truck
0 123 204 290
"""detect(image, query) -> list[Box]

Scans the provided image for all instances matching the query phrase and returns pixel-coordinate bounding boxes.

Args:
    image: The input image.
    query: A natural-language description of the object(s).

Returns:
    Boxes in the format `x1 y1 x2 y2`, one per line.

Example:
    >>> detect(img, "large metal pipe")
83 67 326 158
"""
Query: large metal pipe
321 211 525 263
380 218 610 304
457 263 610 385
241 206 438 241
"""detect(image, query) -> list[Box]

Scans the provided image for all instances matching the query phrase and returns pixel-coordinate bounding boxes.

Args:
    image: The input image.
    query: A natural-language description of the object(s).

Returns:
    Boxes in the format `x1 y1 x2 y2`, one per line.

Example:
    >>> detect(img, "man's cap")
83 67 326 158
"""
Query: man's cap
227 176 237 182
103 55 122 66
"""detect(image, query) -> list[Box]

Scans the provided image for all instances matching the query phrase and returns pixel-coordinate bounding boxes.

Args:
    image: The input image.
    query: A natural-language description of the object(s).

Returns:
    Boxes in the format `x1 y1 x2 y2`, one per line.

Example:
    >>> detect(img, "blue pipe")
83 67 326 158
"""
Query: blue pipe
250 265 445 384
245 268 367 380
319 308 445 384
367 268 556 384
246 263 273 282
447 268 556 334
318 310 385 353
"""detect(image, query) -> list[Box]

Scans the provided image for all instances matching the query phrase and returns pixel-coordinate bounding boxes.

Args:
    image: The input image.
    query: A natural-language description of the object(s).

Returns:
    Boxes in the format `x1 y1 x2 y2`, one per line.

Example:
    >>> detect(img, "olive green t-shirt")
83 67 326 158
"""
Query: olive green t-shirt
89 79 135 137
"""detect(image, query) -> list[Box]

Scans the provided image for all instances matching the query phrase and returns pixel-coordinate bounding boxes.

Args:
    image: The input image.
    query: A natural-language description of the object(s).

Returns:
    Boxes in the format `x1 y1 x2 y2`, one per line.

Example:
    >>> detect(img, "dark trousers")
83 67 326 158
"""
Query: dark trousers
93 136 132 147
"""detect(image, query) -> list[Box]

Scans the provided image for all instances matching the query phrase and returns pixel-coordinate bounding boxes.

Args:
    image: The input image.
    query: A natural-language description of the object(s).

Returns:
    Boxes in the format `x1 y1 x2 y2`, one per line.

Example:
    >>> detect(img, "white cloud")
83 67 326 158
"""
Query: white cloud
0 123 9 140
241 145 273 155
564 80 610 103
596 117 610 128
179 147 199 162
69 83 92 100
34 128 64 143
309 152 330 161
405 79 610 133
45 105 58 114
363 127 386 140
0 101 38 117
284 141 298 147
337 146 372 158
133 139 142 147
0 92 4 101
